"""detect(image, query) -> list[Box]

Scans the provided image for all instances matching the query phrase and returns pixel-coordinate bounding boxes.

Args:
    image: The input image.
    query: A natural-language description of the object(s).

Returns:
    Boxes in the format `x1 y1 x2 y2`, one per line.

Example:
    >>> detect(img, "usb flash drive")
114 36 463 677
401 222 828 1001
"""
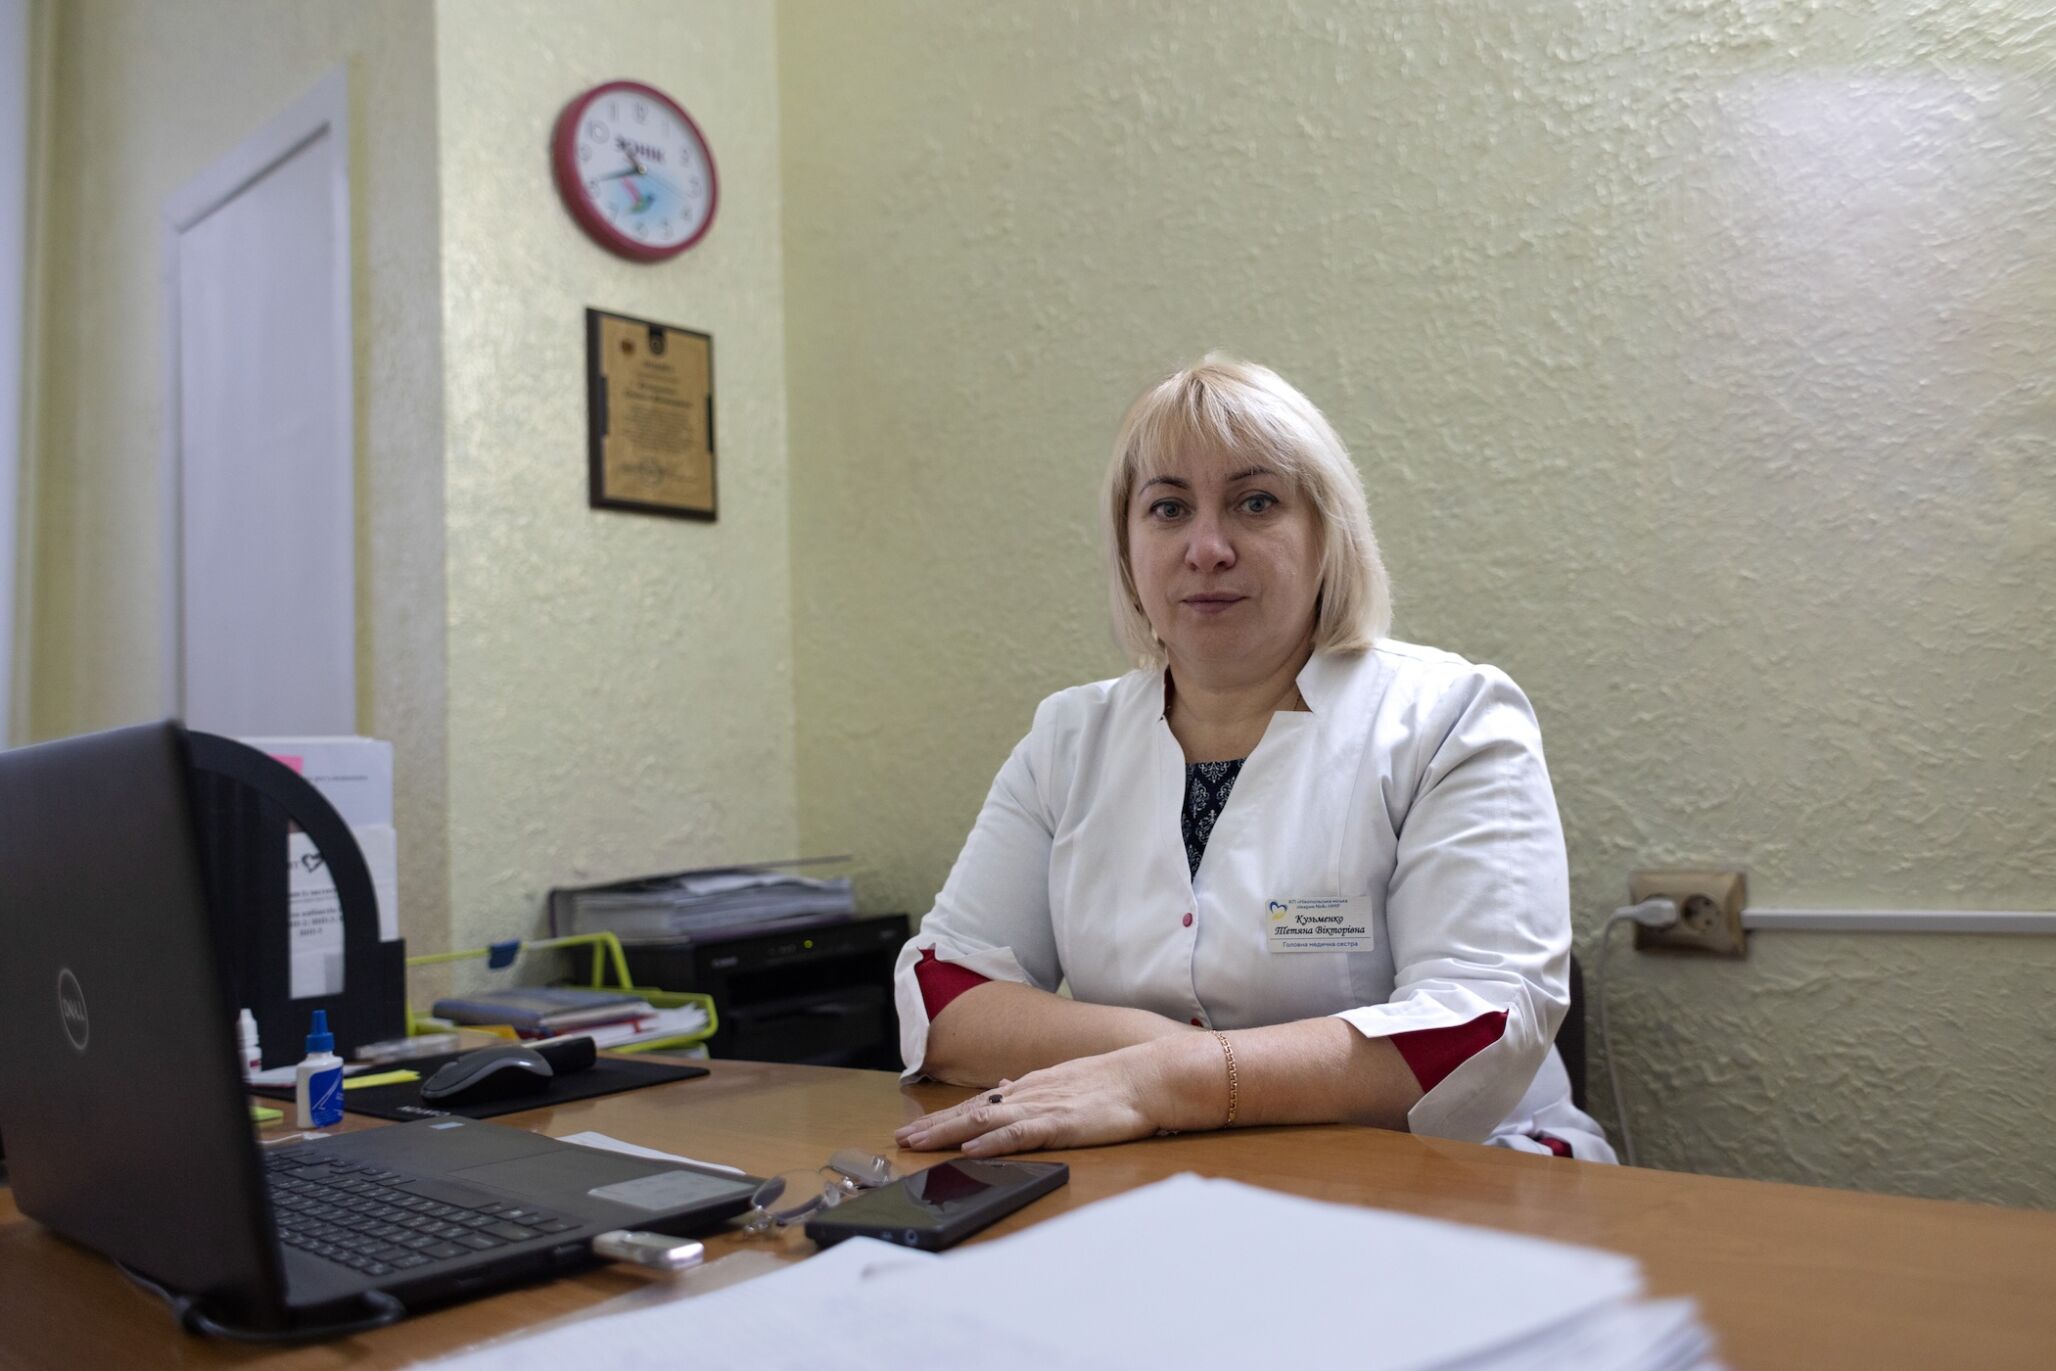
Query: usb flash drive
591 1230 706 1273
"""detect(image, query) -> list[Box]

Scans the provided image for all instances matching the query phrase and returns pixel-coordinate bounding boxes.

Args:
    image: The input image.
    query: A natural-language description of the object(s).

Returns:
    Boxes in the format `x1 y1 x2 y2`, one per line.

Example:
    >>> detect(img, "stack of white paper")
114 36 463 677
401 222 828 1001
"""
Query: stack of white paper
424 1174 1716 1371
560 1001 712 1051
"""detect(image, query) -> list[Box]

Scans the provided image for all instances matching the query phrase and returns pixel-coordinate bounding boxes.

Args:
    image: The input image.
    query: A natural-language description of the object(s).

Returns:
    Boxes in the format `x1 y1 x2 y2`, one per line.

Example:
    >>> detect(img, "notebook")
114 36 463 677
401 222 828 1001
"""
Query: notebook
0 721 762 1339
431 986 654 1036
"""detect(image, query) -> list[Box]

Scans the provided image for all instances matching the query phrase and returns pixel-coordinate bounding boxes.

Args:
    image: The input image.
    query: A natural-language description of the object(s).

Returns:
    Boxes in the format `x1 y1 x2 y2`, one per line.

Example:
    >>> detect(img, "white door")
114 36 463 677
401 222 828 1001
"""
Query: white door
165 69 353 735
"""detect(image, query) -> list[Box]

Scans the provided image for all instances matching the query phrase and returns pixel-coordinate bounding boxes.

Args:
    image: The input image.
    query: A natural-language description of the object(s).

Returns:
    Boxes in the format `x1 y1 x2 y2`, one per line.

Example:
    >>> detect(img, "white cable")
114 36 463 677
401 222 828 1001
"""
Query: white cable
1593 897 1678 1170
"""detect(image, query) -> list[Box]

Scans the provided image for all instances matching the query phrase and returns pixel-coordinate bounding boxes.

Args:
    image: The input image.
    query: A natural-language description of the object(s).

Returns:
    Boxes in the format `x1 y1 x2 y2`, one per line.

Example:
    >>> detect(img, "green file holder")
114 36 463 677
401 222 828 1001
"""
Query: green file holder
405 932 717 1055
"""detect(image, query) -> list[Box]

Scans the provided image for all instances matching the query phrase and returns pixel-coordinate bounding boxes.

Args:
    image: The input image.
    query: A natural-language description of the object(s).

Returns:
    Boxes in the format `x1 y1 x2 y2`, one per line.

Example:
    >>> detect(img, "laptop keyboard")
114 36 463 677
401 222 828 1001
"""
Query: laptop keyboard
264 1149 580 1278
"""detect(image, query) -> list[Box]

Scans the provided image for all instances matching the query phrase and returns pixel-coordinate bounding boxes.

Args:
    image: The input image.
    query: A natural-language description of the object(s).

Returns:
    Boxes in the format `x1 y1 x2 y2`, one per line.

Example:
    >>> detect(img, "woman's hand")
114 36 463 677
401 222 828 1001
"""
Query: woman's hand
895 1038 1219 1157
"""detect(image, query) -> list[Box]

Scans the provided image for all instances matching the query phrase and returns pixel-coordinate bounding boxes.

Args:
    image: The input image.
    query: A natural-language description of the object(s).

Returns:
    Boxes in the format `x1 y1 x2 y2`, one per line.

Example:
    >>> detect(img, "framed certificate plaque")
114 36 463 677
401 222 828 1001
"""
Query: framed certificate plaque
585 308 715 520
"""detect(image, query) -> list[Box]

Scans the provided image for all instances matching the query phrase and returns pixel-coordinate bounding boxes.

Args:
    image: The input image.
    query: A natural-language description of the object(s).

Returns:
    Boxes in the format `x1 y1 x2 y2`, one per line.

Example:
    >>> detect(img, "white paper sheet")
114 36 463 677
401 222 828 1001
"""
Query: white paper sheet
898 1174 1646 1371
551 1129 745 1177
419 1173 1711 1371
569 1001 710 1051
287 823 398 998
421 1237 963 1371
245 736 393 828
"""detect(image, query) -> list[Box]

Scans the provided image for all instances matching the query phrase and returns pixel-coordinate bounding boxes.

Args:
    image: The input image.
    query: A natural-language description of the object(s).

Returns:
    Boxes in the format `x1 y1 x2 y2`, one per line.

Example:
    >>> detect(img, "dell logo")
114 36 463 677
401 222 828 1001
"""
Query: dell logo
57 968 89 1052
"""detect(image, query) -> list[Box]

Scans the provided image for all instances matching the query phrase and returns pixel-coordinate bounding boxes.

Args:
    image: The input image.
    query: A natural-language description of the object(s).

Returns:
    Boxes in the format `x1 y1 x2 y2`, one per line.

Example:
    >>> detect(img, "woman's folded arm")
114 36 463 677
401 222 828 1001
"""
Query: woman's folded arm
921 978 1198 1087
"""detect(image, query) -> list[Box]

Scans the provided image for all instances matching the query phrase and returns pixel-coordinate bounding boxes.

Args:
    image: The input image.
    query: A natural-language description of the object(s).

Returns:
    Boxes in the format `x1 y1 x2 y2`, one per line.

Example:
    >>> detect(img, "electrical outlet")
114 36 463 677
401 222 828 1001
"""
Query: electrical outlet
1630 869 1748 957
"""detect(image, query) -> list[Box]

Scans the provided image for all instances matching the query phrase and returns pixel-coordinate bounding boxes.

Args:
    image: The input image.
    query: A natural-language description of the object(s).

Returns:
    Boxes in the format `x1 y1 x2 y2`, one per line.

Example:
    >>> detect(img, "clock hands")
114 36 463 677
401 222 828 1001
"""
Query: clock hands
590 139 659 214
587 135 687 219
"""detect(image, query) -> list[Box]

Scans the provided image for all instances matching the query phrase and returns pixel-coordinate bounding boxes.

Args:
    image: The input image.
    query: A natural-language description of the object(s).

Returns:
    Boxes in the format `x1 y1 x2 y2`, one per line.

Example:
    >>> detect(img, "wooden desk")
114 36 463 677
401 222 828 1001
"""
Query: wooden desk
2 1060 2052 1368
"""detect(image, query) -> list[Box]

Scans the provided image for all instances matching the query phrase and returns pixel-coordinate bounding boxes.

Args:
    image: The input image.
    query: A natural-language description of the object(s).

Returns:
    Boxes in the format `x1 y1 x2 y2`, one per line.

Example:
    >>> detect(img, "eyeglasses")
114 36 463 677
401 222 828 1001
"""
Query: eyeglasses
741 1149 898 1235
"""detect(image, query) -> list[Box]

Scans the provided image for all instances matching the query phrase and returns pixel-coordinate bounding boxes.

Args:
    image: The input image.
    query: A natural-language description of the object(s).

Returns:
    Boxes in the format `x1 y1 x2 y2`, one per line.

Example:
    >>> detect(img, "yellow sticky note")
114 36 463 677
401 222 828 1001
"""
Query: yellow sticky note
344 1069 421 1090
250 1104 283 1123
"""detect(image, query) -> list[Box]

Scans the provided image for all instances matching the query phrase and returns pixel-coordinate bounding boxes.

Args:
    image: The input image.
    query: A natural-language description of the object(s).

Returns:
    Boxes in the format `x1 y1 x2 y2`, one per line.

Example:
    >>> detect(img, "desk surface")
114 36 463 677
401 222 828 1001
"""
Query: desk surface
2 1059 2053 1368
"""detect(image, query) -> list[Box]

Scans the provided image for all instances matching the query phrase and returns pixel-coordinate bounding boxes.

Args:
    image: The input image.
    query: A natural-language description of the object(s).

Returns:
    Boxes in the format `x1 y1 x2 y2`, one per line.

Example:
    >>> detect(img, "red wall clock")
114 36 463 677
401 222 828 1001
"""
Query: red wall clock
551 80 718 262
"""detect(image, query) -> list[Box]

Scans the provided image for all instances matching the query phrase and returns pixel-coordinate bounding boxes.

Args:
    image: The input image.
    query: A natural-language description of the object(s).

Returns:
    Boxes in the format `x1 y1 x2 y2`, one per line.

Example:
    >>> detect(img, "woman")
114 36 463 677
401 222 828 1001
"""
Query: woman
892 356 1613 1163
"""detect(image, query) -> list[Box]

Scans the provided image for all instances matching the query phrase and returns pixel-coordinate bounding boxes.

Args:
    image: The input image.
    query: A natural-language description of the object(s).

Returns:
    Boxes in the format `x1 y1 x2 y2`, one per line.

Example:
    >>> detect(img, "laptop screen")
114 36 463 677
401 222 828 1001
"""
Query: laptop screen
0 721 287 1324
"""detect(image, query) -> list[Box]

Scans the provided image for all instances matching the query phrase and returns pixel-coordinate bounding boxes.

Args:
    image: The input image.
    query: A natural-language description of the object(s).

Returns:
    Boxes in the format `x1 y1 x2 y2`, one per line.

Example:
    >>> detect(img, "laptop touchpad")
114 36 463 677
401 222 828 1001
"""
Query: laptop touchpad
454 1151 747 1209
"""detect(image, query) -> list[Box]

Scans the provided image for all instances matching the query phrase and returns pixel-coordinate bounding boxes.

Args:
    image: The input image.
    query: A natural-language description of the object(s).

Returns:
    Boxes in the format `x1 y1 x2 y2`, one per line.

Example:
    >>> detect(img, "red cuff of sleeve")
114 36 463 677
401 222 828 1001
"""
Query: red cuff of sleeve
914 946 990 1020
1388 1010 1509 1093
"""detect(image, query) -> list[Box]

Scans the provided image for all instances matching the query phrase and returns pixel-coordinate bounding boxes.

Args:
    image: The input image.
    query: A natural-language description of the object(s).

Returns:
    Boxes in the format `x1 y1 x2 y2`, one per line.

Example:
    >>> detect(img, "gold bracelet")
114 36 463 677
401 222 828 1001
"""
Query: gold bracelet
1212 1030 1238 1127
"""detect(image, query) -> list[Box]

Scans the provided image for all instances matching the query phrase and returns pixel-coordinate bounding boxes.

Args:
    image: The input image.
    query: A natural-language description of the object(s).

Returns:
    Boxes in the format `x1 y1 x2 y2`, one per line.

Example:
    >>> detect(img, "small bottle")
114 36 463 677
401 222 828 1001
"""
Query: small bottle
236 1008 262 1080
294 1010 344 1129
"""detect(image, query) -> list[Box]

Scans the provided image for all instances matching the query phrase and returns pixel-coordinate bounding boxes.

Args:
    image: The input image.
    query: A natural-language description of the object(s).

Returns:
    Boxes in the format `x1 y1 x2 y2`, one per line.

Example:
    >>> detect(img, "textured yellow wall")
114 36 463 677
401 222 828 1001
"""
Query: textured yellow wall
26 0 796 976
435 0 797 971
780 2 2056 1206
24 0 2053 1208
26 0 450 957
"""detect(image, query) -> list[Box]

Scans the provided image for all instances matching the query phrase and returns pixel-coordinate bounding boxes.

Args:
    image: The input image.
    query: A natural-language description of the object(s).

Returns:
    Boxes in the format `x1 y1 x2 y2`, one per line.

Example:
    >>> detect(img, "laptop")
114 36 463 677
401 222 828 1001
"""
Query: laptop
0 721 763 1338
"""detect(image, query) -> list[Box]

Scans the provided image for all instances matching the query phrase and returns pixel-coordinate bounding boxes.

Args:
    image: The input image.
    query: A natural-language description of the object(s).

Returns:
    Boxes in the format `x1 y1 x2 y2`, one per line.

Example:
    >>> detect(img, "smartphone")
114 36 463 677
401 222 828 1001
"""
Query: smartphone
802 1158 1069 1252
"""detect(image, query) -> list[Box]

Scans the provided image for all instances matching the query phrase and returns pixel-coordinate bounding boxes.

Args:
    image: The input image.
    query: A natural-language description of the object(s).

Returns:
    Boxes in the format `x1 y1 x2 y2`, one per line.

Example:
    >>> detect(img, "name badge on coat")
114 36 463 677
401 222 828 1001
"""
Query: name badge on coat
1264 895 1376 953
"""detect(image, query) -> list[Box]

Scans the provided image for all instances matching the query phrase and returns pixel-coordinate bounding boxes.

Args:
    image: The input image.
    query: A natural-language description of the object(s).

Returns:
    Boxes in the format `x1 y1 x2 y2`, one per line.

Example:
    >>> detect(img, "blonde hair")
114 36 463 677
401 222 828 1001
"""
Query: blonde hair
1102 354 1392 668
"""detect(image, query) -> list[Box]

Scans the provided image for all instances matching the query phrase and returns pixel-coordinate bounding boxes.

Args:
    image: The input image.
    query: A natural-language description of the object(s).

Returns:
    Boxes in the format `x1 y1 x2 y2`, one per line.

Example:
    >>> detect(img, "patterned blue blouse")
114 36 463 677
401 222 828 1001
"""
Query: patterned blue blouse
1182 759 1246 878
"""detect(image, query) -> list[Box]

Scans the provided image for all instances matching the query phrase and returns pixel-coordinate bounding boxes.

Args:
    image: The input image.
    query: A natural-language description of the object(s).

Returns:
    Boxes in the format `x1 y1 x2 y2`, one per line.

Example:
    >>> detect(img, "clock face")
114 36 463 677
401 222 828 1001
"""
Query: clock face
552 81 717 261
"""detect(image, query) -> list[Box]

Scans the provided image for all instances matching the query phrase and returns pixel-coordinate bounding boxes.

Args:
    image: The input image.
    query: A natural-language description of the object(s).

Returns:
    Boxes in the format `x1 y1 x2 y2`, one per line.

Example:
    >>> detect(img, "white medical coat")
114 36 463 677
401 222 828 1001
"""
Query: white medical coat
894 640 1615 1160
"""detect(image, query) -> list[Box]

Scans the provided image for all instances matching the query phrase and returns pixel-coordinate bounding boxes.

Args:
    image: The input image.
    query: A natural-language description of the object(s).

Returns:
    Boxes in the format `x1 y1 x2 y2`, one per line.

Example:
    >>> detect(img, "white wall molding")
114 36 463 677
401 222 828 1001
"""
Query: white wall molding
1743 908 2056 935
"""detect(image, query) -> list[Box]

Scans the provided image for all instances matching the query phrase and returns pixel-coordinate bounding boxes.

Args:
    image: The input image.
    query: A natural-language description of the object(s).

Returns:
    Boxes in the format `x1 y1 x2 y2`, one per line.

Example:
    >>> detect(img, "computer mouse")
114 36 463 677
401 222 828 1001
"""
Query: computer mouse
421 1044 555 1104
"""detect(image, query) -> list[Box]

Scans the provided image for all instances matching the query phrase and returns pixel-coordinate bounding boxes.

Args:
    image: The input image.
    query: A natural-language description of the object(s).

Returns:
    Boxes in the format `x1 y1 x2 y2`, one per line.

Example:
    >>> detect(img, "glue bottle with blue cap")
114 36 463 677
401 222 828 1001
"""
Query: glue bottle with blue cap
294 1010 344 1128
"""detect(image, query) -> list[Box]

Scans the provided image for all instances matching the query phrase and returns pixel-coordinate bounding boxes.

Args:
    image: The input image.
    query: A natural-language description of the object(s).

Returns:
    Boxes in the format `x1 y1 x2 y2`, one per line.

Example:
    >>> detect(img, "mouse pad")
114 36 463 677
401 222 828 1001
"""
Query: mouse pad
249 1051 709 1121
